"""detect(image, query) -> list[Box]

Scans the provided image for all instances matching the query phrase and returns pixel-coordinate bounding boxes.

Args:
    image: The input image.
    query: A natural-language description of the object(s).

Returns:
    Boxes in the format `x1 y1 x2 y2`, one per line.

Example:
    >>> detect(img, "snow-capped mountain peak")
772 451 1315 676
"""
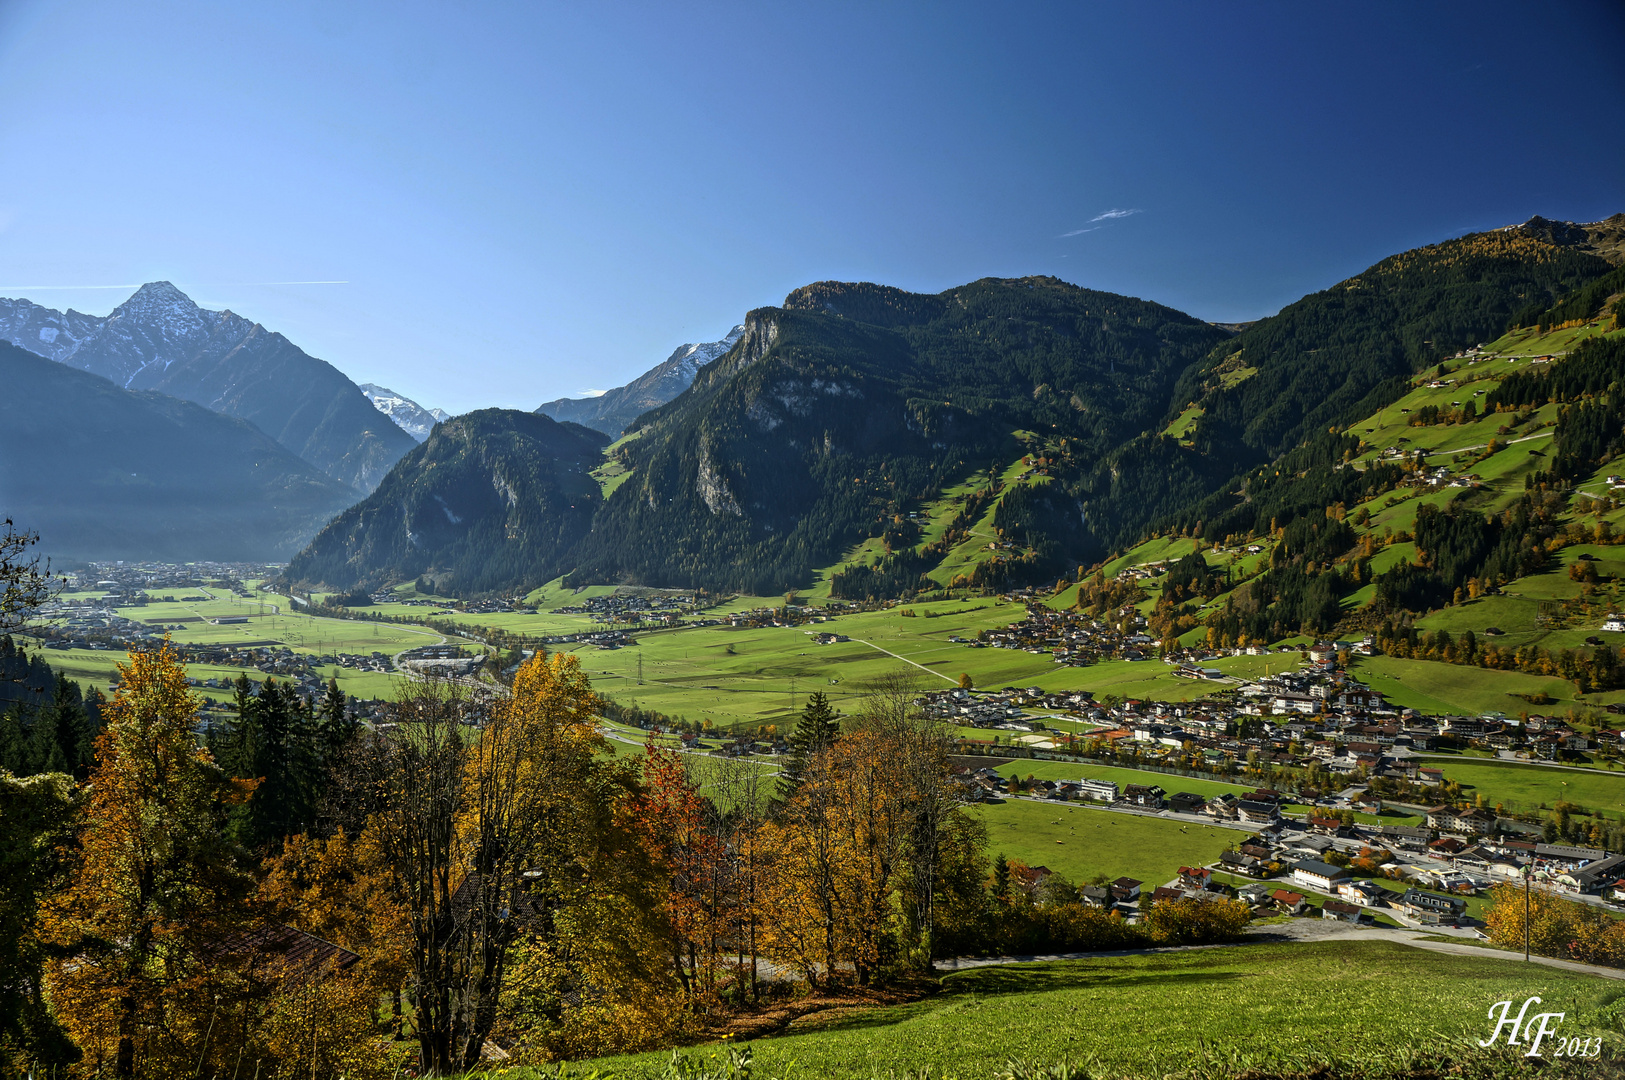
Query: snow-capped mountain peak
0 281 419 492
360 383 452 442
672 325 746 377
111 280 202 322
533 324 746 438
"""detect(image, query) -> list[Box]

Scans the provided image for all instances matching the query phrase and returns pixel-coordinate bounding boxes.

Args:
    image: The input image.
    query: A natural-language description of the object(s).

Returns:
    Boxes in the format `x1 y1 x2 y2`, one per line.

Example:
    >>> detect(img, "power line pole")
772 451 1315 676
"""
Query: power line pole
1524 865 1531 963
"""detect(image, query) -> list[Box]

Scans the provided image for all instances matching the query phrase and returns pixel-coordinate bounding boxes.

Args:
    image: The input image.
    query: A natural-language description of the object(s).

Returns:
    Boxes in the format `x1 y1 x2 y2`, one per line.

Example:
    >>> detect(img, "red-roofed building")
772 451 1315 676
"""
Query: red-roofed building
1269 889 1309 915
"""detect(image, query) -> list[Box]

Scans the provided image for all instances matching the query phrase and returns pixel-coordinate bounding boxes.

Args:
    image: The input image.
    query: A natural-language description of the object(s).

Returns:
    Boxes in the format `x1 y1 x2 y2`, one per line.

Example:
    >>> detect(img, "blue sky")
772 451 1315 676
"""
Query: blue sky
0 1 1621 413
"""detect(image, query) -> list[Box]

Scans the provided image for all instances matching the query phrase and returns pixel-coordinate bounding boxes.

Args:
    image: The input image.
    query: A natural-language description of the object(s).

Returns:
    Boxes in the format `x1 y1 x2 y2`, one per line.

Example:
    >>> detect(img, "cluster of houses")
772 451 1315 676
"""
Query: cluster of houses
965 755 1625 928
550 591 700 624
402 594 535 614
920 623 1619 779
537 629 638 649
81 560 278 597
975 605 1162 664
397 644 481 677
32 599 166 650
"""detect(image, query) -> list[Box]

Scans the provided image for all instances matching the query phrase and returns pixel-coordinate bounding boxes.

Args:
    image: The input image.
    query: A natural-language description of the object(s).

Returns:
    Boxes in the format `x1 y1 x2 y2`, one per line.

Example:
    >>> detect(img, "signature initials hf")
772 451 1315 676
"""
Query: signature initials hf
1479 997 1564 1057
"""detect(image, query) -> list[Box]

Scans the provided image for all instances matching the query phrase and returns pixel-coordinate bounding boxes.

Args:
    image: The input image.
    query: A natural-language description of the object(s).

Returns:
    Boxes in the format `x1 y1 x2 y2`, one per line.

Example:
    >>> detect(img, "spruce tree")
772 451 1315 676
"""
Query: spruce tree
318 675 352 756
0 705 28 774
780 691 840 799
28 717 69 775
37 674 89 778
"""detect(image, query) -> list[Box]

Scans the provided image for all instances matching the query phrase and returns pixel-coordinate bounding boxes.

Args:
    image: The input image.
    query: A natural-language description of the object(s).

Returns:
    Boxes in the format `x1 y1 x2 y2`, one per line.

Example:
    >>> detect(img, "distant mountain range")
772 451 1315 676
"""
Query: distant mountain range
535 325 745 438
360 383 451 442
0 282 415 492
286 214 1625 598
0 342 357 561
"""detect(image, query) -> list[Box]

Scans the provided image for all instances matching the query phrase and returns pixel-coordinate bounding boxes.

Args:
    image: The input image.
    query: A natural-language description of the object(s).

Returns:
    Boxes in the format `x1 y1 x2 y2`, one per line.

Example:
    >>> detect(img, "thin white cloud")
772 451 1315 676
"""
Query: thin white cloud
577 388 609 398
1059 208 1145 238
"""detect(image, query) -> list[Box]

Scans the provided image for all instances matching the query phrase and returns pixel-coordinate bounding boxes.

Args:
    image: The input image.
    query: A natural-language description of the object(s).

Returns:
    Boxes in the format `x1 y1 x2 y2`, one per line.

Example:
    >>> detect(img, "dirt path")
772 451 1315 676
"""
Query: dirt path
851 637 959 683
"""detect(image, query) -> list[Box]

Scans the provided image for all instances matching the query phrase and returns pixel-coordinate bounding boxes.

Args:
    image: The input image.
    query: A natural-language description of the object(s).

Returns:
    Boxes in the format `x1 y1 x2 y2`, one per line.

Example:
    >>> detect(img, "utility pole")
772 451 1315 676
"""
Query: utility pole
637 653 644 686
1524 864 1531 962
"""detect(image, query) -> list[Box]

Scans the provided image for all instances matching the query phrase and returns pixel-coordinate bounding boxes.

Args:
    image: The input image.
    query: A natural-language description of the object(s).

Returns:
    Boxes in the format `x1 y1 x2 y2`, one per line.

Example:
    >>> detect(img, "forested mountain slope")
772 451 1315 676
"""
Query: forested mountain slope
285 410 610 594
564 277 1227 593
1075 224 1618 555
0 342 358 561
285 218 1622 600
0 282 416 492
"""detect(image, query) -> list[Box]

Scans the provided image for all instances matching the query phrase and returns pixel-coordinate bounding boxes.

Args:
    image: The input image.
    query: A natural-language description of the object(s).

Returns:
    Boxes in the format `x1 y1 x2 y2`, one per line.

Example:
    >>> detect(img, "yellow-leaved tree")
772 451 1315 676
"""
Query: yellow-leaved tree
362 653 676 1071
42 641 258 1079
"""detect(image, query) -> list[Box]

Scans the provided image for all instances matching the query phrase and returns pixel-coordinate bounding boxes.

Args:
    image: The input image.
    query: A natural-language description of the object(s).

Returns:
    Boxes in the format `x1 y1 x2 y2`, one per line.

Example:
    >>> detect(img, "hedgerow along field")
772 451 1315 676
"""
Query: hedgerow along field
582 939 1622 1079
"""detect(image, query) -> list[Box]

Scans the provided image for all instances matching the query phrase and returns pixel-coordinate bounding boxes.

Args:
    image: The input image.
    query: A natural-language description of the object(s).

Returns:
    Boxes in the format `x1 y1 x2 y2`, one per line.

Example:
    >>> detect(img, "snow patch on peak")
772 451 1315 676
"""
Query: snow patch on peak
671 324 746 377
361 382 452 442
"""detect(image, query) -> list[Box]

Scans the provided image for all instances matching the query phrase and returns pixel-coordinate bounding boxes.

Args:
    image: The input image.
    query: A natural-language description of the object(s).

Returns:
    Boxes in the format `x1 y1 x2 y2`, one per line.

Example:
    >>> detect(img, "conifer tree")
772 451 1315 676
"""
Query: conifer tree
0 705 25 774
780 691 840 799
318 675 353 757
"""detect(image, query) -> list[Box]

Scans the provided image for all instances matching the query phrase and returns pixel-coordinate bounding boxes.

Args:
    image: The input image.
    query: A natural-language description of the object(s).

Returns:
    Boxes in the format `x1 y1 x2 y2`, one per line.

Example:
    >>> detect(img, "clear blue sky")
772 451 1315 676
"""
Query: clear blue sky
1 1 1621 414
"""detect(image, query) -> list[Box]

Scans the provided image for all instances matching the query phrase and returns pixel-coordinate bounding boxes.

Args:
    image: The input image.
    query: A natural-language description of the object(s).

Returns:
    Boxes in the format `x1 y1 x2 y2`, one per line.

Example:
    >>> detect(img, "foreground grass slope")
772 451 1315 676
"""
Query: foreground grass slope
584 940 1620 1078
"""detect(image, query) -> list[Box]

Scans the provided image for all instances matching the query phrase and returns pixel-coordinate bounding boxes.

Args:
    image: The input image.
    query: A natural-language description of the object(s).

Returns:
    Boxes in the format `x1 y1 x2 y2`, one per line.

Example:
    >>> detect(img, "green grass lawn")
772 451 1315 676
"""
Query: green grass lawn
32 584 474 697
1160 404 1203 439
1411 756 1625 816
582 940 1619 1079
971 798 1240 885
985 760 1253 800
1348 654 1587 717
574 599 1317 734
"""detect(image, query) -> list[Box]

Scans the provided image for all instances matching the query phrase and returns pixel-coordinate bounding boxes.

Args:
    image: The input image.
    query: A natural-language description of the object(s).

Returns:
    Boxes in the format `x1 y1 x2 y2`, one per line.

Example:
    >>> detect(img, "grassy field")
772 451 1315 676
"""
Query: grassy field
565 599 1314 734
971 798 1241 885
983 760 1256 800
1347 654 1588 717
1479 322 1623 358
30 584 474 695
1413 756 1625 816
583 939 1620 1078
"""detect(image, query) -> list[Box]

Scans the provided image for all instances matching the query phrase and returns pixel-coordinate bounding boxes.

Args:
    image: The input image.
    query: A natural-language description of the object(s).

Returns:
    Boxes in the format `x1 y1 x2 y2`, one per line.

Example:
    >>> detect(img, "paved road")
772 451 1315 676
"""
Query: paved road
936 919 1625 980
1408 752 1625 778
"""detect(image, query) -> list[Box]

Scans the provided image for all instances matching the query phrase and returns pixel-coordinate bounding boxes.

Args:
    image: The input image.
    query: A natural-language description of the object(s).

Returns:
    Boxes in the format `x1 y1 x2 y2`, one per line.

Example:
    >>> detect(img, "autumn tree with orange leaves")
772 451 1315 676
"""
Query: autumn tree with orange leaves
629 739 725 999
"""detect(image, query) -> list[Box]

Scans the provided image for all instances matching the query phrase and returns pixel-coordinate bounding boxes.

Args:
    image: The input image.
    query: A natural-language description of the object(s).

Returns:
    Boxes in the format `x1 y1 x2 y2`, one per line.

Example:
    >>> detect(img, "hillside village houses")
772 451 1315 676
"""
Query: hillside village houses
921 600 1624 772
